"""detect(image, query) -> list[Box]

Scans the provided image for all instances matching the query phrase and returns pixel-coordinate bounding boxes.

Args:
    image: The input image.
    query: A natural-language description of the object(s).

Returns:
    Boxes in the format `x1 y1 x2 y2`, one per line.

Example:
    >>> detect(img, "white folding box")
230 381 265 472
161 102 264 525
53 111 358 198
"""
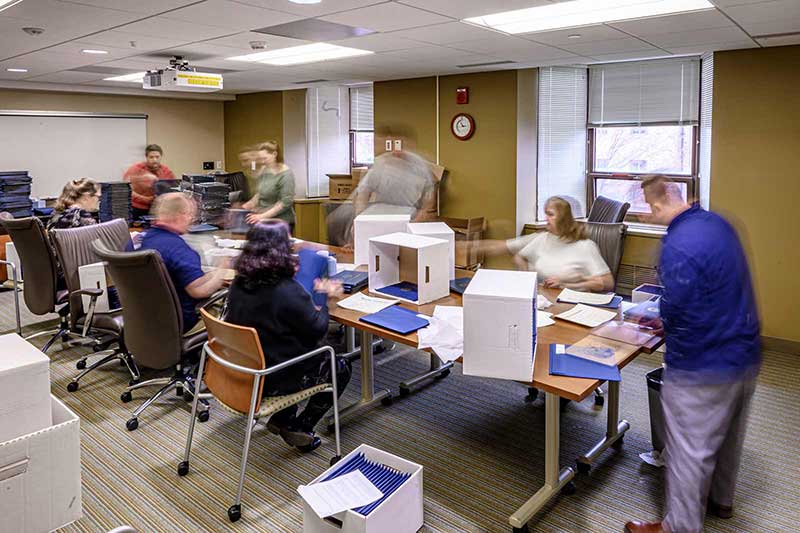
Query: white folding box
462 269 538 381
0 334 52 444
632 283 664 303
302 444 423 533
0 395 82 533
368 232 450 305
353 214 410 267
78 262 119 314
5 241 22 282
406 222 455 280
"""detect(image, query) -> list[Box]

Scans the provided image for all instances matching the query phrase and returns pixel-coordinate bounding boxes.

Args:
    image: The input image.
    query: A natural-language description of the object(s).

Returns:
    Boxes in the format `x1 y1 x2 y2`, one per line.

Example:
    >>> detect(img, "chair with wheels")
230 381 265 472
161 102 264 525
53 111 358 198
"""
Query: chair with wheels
92 241 212 431
587 195 630 224
178 308 342 523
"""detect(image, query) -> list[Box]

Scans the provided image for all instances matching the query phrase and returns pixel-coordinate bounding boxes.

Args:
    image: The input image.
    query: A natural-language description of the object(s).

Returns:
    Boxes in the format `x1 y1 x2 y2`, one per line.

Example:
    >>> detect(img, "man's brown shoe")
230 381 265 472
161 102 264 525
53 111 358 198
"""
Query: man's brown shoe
707 499 734 519
624 521 664 532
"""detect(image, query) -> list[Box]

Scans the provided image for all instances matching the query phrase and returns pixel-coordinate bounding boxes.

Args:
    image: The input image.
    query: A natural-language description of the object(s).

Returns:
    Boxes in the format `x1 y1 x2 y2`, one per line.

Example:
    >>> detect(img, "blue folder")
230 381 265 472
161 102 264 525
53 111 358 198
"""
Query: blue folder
375 281 418 301
188 223 218 233
359 305 429 335
549 344 621 381
295 248 328 307
449 277 471 295
330 270 368 293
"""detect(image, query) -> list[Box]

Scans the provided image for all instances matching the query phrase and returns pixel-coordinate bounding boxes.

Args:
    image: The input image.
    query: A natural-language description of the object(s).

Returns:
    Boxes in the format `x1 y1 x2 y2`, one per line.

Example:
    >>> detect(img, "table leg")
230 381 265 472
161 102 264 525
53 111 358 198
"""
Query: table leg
576 380 630 472
398 352 454 397
509 391 575 530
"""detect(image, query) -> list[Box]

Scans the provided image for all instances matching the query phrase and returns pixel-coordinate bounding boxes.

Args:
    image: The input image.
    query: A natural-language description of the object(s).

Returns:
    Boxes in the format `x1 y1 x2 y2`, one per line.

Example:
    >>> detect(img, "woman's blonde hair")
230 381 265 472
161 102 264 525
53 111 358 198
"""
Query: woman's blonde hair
258 140 283 164
55 178 99 211
546 196 586 243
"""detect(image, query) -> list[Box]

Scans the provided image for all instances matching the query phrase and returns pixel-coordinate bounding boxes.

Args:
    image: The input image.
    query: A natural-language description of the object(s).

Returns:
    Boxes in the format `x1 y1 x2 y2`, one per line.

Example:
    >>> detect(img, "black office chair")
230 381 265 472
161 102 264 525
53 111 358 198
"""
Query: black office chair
586 222 627 283
588 196 630 224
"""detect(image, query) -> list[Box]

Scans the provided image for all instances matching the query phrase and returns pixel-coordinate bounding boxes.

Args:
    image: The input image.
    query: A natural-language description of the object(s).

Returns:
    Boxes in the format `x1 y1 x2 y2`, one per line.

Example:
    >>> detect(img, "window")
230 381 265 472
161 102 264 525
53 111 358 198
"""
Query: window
592 125 694 175
306 86 350 197
349 84 374 168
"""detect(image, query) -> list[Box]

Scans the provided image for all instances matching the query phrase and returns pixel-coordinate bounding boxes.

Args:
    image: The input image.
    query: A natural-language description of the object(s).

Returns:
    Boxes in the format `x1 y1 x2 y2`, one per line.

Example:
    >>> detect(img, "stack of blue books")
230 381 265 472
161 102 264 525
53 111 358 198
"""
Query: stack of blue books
330 270 368 293
191 181 230 224
0 171 33 218
98 182 132 222
320 452 411 516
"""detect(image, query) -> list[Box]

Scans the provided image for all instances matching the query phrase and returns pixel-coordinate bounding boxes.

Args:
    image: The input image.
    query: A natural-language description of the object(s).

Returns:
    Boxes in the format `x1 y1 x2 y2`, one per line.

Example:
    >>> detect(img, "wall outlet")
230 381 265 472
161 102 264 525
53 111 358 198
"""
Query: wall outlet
394 139 402 151
215 160 223 170
385 139 393 151
202 161 214 170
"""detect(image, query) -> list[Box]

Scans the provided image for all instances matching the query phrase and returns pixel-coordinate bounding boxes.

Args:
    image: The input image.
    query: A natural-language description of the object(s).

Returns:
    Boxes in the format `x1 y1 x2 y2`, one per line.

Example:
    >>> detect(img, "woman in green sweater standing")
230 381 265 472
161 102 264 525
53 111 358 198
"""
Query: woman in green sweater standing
244 140 296 233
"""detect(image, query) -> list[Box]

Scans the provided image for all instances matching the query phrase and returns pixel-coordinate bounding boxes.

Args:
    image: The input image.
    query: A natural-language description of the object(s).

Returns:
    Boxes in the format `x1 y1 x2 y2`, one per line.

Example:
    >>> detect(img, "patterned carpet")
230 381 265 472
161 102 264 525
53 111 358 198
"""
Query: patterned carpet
1 290 797 533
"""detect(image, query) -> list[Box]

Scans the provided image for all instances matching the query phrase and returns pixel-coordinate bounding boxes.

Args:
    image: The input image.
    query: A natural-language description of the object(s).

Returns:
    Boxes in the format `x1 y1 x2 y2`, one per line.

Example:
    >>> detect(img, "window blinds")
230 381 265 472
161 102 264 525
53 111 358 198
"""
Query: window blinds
699 53 713 209
537 66 588 220
589 57 700 126
350 85 374 131
306 86 350 197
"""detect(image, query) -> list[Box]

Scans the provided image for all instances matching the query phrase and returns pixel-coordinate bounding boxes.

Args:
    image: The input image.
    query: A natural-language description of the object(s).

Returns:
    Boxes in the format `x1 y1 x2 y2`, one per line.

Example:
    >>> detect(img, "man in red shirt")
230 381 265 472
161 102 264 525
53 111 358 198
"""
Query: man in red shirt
123 144 177 219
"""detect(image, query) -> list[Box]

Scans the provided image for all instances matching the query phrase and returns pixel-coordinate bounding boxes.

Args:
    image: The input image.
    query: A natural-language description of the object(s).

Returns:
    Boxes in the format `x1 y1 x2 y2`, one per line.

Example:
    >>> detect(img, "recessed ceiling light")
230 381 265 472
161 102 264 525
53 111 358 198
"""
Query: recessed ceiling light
0 0 25 14
6 68 28 73
82 49 109 55
464 0 715 34
288 0 322 4
227 43 372 66
568 34 582 39
104 72 146 82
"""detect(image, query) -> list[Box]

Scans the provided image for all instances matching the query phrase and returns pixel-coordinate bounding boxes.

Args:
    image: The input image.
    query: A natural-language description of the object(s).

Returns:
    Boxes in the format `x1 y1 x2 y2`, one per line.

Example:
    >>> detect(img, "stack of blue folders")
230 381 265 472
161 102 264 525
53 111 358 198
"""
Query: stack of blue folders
320 453 411 516
330 270 368 294
549 344 621 381
0 171 33 218
359 306 429 335
99 182 132 222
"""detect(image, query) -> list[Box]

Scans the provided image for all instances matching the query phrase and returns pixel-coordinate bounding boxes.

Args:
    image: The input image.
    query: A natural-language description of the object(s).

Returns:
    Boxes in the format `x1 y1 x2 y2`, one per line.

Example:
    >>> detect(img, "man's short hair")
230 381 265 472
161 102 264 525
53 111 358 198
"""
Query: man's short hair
153 192 192 218
641 174 683 202
145 144 163 155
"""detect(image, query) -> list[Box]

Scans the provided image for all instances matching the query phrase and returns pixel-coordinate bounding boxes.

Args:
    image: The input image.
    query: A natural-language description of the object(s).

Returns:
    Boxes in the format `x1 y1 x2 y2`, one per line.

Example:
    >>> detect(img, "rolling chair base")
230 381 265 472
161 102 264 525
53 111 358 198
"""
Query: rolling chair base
121 366 208 431
67 349 140 392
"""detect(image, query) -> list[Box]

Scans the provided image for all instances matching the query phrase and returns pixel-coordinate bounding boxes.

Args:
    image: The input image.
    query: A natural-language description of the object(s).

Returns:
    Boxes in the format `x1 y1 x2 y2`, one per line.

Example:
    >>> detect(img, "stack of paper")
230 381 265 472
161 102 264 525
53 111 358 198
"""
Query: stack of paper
555 304 617 328
337 292 399 314
418 305 463 362
557 288 615 306
537 311 555 328
298 470 383 519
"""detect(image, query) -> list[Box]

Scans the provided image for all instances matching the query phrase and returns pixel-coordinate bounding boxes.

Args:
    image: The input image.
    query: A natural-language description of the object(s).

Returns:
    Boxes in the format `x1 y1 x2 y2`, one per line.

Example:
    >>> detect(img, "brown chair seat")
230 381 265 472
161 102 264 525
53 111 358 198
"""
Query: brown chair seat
78 312 123 334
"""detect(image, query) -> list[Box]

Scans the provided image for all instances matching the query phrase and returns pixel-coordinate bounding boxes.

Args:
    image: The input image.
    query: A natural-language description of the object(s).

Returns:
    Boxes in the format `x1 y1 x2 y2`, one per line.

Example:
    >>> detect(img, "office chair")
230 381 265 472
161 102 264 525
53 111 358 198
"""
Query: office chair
50 219 138 391
587 196 631 224
92 241 213 431
179 309 342 523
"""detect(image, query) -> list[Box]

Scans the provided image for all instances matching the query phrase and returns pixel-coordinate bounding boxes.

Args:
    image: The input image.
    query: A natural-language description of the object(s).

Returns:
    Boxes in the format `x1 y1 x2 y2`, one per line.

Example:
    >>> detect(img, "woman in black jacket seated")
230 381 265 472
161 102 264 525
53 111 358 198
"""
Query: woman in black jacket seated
226 220 351 453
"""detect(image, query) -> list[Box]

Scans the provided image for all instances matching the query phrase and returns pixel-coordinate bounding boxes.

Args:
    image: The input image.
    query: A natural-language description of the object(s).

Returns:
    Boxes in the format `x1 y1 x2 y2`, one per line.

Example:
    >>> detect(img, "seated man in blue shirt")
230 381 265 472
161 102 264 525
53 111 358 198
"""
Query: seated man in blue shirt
626 176 761 533
131 193 227 333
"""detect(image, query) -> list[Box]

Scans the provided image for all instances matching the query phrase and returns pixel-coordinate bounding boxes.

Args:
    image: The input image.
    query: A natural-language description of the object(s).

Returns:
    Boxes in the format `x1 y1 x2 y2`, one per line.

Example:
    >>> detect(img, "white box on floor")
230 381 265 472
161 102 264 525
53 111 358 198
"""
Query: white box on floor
5 241 22 282
368 232 449 305
302 444 423 533
353 214 410 267
0 395 82 533
406 222 455 280
0 334 51 443
462 269 538 381
632 283 663 303
78 261 119 313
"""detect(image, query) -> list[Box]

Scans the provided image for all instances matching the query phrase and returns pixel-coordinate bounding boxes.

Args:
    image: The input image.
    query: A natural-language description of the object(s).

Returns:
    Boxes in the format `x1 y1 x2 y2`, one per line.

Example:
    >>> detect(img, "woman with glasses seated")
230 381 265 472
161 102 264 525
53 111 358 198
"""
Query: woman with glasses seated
225 219 350 452
48 178 101 230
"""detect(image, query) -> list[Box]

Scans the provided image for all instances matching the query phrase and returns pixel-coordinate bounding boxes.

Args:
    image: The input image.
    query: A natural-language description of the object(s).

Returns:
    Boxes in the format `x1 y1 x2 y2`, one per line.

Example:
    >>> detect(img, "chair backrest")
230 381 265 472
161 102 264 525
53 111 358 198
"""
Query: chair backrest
585 222 627 281
587 196 630 223
92 241 183 370
0 217 59 315
200 308 266 413
50 219 131 320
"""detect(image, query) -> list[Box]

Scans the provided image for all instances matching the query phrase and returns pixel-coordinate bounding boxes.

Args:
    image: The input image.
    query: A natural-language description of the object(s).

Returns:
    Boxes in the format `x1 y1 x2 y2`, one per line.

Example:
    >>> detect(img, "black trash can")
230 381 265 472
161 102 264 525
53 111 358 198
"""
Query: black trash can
646 367 665 452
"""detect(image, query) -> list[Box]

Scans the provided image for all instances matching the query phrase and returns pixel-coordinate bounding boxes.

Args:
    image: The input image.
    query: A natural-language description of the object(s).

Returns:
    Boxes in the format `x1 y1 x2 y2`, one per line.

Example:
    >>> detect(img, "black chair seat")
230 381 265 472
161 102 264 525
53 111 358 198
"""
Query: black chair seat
182 331 208 354
56 290 70 305
77 312 124 334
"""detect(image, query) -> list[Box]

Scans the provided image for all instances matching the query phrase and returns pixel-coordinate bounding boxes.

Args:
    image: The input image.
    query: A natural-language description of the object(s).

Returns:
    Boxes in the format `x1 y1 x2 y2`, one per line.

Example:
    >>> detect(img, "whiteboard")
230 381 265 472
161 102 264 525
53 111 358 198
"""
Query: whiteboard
0 111 147 198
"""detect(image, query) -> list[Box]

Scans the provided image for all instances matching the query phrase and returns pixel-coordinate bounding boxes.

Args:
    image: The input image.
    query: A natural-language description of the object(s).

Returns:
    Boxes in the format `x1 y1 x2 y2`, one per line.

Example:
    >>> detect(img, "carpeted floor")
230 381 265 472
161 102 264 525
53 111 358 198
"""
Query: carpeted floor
2 290 798 533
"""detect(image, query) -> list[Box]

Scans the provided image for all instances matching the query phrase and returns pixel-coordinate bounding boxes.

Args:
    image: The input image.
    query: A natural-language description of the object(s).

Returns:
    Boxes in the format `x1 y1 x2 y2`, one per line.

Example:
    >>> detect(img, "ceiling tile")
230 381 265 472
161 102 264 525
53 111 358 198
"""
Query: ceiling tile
76 30 190 53
161 0 300 31
330 33 428 52
447 35 566 56
24 70 107 83
396 0 553 20
711 0 774 6
723 0 800 27
524 24 630 46
46 41 143 61
609 9 733 36
558 37 661 56
756 33 800 46
230 0 386 18
388 21 502 45
647 26 753 48
55 0 202 15
742 19 800 36
320 3 452 33
1 0 139 30
115 16 235 41
664 40 758 55
588 50 671 63
201 31 308 51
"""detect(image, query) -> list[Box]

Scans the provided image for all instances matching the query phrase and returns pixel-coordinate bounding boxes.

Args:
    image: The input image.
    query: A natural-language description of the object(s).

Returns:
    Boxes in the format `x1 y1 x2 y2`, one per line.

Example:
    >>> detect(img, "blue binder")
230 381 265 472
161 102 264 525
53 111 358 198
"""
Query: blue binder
320 452 411 516
549 344 621 381
359 305 429 335
375 281 418 301
295 248 328 307
330 270 368 293
449 277 471 295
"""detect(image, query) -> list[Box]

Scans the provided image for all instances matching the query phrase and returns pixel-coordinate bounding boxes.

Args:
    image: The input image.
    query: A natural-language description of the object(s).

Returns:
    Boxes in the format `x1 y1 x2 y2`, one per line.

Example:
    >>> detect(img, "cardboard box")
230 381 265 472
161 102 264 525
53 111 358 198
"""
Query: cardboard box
302 444 423 533
78 262 120 314
462 269 538 381
351 167 369 189
353 213 410 267
0 395 82 533
407 222 455 280
0 334 52 443
632 283 663 303
440 217 485 269
368 232 450 305
328 174 354 201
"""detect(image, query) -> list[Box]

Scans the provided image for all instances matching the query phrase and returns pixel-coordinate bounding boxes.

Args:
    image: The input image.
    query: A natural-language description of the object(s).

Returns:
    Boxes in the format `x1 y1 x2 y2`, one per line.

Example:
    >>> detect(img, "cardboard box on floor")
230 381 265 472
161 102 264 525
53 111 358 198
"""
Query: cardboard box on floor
0 334 51 444
0 395 82 533
440 216 485 269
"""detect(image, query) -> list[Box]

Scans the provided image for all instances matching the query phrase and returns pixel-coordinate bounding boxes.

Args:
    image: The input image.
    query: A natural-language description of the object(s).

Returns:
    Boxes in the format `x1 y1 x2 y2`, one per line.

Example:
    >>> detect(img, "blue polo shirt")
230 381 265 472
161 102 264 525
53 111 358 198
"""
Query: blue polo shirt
128 226 205 332
659 204 761 382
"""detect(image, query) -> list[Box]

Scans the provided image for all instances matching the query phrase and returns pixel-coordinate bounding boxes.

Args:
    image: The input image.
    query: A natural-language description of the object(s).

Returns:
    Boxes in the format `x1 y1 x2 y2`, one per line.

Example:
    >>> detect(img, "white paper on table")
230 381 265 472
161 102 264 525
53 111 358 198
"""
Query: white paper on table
214 237 245 249
297 470 383 519
418 305 463 362
555 304 617 328
537 311 555 328
337 292 399 314
336 263 356 274
537 294 553 310
556 287 614 306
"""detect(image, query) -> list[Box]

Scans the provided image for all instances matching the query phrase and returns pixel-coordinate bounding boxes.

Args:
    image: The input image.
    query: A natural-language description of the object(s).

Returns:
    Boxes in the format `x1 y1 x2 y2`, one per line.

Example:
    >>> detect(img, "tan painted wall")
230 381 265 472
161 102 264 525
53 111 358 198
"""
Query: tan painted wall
373 77 437 162
223 91 283 174
711 45 800 342
0 89 224 177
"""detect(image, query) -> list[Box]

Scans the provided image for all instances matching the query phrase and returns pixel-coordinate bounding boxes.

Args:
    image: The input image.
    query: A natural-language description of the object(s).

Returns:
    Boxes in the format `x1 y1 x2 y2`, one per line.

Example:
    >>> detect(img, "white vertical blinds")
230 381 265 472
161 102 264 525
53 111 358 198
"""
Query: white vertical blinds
349 84 374 131
537 66 588 221
306 86 350 197
699 53 713 209
588 57 700 125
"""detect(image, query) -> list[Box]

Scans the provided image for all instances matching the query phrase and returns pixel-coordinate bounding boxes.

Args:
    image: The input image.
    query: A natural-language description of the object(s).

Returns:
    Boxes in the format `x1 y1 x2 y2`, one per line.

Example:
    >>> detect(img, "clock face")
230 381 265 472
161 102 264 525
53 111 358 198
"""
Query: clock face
451 113 475 140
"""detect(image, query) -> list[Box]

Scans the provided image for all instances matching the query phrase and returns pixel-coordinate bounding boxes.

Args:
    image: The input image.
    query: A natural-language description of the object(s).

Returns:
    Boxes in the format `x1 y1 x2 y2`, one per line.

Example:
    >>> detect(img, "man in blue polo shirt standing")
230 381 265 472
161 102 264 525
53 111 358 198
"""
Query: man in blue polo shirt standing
626 176 761 533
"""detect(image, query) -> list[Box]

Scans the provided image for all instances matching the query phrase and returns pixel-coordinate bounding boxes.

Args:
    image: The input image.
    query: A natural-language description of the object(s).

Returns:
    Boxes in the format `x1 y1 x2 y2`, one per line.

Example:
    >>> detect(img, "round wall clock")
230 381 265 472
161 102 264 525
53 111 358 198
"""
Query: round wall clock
451 113 475 141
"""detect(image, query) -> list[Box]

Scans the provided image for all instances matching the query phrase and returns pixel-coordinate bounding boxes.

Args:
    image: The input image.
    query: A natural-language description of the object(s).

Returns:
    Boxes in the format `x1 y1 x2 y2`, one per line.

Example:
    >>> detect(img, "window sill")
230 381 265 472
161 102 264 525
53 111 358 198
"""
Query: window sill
524 219 666 238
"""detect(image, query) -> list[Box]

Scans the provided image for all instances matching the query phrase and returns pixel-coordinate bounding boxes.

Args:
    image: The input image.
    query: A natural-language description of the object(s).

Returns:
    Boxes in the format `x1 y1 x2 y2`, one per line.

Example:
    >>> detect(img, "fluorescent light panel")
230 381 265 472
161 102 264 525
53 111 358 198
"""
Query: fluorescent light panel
81 49 109 55
104 72 146 82
6 68 28 73
227 43 372 66
0 0 24 14
465 0 715 34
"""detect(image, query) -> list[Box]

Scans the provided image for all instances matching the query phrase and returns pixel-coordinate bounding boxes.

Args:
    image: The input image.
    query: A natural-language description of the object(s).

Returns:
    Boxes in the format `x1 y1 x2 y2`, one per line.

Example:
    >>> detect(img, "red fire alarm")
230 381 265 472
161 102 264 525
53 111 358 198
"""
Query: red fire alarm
456 86 469 104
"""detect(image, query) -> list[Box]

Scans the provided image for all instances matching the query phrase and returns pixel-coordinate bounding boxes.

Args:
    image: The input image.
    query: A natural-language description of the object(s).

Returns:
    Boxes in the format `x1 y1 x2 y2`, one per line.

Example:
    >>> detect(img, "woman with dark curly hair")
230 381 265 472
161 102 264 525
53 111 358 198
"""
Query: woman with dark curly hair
225 219 350 452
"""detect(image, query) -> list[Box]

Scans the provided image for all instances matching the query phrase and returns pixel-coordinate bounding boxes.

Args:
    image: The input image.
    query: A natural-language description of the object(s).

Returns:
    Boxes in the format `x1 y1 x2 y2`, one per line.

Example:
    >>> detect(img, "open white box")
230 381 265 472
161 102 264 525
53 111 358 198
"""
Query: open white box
353 214 410 267
0 334 51 444
462 269 538 381
302 444 423 533
368 232 449 305
0 395 82 533
406 222 455 280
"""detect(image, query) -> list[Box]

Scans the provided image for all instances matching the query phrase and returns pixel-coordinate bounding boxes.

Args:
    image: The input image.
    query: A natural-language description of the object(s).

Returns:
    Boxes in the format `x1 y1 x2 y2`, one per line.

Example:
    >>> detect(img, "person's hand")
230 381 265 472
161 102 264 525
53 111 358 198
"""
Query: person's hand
314 278 344 298
245 212 264 224
639 317 664 336
543 276 562 288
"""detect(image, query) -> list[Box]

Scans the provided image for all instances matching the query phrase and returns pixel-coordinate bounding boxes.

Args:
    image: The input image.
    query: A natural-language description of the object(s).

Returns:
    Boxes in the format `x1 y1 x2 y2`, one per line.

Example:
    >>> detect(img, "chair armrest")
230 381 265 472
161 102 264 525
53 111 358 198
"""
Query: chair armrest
197 289 228 311
202 343 335 377
73 288 104 298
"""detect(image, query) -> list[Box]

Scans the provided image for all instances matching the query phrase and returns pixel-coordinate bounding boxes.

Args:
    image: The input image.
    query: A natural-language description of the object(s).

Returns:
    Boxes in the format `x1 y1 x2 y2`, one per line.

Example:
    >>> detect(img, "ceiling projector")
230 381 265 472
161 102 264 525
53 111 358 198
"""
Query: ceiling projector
143 56 223 93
